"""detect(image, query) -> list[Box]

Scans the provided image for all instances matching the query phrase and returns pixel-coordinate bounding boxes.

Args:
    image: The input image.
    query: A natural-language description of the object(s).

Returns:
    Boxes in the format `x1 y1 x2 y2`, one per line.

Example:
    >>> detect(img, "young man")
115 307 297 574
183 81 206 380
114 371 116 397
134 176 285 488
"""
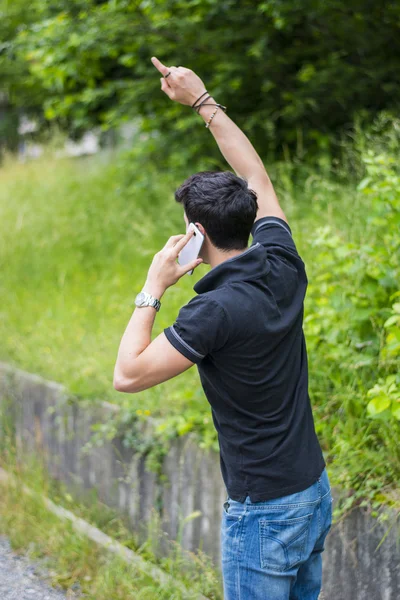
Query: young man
113 57 332 600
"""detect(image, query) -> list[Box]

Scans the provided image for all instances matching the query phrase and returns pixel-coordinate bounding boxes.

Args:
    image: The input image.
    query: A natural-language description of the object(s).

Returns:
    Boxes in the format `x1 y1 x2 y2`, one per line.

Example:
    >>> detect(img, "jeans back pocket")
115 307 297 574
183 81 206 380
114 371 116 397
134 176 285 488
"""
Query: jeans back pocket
259 512 313 572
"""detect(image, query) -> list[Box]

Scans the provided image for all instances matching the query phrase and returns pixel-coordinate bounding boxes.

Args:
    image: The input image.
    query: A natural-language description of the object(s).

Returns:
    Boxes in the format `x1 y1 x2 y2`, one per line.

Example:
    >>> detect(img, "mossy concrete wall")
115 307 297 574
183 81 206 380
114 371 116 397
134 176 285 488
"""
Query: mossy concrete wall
0 362 399 599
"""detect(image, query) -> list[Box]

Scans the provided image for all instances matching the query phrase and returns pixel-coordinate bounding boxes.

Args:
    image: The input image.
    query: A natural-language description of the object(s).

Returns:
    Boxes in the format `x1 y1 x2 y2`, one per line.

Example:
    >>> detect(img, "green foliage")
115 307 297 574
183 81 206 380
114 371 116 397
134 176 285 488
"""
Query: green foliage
1 0 400 159
0 0 47 152
297 126 400 514
367 374 400 420
304 143 400 413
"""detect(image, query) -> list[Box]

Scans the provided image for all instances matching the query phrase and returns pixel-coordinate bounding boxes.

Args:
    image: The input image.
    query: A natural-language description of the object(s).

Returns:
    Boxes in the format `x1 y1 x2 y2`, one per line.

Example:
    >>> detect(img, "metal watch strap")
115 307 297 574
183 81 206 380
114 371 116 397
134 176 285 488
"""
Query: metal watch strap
149 296 161 312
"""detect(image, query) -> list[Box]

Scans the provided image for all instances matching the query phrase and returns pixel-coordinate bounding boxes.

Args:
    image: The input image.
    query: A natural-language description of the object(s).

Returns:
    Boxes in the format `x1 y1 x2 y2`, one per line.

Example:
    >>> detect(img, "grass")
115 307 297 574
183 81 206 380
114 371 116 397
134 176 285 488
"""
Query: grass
0 148 203 411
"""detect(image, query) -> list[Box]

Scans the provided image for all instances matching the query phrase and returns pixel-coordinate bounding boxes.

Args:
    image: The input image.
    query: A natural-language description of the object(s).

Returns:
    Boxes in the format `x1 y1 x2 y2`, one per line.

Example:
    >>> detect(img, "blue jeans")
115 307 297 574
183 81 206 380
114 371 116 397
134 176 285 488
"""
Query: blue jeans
220 468 332 600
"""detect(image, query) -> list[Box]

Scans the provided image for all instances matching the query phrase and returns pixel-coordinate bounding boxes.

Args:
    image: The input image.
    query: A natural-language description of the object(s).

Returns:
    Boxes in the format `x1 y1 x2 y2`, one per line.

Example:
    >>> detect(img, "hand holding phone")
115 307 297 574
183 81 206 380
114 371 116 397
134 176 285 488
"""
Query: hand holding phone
177 223 204 275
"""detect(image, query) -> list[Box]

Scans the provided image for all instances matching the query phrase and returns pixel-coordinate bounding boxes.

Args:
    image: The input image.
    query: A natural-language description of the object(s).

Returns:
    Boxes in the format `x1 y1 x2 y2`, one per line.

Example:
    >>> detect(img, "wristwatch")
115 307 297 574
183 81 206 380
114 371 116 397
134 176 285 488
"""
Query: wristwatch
134 291 161 312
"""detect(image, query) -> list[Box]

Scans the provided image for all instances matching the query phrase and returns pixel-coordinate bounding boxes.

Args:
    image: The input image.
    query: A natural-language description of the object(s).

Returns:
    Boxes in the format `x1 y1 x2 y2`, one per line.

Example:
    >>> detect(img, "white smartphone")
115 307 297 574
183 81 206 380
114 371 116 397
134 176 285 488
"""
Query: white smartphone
178 222 204 275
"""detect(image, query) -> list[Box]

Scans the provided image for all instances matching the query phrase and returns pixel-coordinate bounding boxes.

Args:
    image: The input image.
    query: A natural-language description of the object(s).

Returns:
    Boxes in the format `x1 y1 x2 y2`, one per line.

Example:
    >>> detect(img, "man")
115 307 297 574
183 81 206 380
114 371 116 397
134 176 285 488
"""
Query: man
113 56 332 600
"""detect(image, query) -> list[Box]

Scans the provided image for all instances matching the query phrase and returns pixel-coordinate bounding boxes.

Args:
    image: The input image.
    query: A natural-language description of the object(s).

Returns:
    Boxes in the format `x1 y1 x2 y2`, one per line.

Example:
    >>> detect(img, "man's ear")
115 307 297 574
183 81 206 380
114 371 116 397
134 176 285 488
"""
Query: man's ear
195 222 206 236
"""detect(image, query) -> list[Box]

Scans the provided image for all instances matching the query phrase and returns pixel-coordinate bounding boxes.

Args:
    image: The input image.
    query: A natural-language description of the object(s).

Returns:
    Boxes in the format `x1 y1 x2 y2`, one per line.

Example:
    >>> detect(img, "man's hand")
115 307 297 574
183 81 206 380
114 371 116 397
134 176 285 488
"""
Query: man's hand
151 56 207 106
144 230 203 299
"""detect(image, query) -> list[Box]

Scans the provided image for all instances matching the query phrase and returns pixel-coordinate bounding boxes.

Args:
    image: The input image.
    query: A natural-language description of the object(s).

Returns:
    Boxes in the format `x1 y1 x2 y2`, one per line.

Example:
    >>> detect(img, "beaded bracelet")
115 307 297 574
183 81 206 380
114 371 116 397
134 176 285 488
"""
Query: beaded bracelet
198 102 227 113
205 105 220 128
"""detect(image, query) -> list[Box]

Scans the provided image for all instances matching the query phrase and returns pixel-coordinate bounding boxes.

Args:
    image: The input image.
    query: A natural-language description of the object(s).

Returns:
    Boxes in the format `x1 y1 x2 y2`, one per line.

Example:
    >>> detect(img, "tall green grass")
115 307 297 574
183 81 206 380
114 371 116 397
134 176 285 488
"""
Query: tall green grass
0 149 203 411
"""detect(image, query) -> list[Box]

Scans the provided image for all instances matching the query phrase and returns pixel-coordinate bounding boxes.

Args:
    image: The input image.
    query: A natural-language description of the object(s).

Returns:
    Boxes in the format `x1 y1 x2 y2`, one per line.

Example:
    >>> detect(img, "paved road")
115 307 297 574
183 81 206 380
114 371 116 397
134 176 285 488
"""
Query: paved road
0 536 73 600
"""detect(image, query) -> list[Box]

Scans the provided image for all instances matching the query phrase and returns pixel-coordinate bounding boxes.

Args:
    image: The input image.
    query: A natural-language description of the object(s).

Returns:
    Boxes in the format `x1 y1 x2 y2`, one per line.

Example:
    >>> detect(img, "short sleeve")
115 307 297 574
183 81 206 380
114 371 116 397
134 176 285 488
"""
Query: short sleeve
251 216 304 265
164 295 229 364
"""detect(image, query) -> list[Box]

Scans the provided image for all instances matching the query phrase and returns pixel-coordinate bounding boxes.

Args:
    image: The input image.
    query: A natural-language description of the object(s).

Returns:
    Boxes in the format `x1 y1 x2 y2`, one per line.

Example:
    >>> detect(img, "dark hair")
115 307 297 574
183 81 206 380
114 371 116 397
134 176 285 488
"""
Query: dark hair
174 171 258 251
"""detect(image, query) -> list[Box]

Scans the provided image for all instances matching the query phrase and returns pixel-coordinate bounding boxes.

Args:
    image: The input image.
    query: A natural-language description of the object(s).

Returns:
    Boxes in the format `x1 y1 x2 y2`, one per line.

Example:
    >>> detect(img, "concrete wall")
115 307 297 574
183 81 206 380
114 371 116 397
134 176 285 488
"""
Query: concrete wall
0 362 399 599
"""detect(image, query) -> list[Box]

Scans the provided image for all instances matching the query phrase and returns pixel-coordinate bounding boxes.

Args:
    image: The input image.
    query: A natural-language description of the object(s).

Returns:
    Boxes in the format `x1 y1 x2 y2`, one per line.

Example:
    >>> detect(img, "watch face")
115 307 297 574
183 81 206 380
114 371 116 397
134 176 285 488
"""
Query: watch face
136 292 147 306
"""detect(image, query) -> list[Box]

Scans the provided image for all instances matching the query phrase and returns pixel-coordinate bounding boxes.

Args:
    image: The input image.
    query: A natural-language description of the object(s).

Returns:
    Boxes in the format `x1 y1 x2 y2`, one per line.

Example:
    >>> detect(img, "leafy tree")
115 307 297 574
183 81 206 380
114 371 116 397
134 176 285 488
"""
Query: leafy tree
0 1 45 151
1 0 400 162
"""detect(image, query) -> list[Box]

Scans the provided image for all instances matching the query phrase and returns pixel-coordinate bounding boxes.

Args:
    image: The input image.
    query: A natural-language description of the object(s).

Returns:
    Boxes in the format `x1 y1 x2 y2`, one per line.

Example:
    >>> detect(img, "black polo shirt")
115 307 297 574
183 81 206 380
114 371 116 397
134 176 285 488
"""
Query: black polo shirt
164 216 326 502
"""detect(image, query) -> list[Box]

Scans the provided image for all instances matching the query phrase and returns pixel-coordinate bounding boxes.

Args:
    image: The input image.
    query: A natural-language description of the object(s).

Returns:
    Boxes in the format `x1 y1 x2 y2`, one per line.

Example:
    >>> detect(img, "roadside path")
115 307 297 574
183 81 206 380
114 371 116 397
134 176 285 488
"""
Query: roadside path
0 536 72 600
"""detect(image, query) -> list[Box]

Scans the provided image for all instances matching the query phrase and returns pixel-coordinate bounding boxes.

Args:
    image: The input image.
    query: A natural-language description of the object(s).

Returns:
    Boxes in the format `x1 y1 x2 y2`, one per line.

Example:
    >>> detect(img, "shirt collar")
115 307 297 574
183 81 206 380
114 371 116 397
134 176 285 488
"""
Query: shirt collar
194 242 270 294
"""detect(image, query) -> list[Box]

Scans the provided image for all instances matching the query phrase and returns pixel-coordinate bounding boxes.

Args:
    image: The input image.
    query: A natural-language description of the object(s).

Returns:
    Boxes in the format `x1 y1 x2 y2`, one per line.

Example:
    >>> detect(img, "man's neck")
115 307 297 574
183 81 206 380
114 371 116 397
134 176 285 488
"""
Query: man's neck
208 246 248 269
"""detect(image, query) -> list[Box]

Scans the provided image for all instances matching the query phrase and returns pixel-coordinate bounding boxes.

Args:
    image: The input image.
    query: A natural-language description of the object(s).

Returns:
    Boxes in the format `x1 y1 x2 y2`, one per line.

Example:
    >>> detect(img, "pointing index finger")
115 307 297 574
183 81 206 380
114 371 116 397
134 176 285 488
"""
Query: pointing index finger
151 56 169 76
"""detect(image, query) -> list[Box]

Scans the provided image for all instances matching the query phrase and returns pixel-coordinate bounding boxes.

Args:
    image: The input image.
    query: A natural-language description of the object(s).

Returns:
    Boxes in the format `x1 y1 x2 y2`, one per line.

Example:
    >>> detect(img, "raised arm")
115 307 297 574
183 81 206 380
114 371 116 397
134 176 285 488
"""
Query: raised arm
151 56 287 224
